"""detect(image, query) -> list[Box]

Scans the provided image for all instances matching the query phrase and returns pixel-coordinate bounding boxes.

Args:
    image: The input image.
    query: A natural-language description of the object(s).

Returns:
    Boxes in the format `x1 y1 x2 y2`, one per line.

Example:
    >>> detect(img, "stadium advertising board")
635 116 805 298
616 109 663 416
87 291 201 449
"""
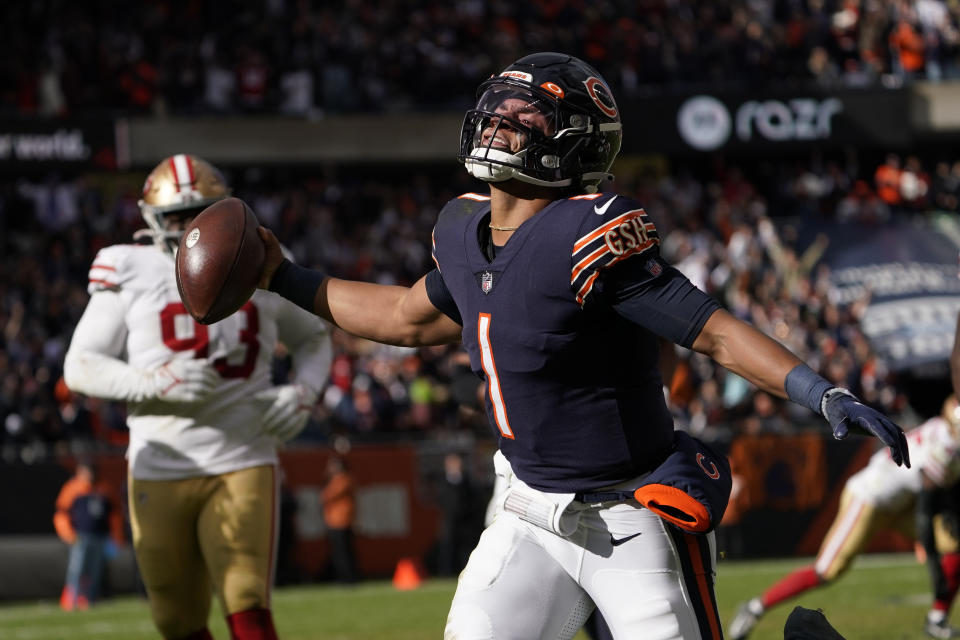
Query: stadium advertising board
0 120 117 169
623 88 911 154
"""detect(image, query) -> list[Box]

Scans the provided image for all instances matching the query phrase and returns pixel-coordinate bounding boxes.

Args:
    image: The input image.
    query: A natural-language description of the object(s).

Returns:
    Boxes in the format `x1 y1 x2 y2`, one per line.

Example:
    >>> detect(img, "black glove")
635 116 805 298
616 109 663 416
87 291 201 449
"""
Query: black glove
821 388 910 468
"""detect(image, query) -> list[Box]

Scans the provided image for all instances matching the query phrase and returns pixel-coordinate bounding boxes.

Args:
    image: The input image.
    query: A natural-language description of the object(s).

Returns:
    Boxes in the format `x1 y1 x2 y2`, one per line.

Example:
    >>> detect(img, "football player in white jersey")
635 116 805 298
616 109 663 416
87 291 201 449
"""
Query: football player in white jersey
729 394 960 639
63 154 333 640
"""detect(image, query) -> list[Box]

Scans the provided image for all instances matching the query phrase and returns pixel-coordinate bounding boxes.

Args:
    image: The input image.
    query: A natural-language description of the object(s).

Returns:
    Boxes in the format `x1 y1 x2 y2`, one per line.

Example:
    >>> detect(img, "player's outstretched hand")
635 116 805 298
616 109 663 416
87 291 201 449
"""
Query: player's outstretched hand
257 226 285 290
822 388 910 468
255 384 318 442
153 359 219 403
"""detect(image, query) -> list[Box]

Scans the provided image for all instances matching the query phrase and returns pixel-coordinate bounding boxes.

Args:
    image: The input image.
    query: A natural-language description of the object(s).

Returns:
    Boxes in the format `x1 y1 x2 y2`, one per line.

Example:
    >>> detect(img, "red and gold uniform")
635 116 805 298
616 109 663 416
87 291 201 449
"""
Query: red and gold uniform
730 398 960 639
64 155 332 640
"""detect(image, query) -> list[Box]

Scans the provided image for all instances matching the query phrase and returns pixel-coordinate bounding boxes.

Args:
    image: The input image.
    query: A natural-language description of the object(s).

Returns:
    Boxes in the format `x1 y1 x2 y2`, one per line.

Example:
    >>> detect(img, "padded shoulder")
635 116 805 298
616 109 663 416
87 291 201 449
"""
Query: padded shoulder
567 193 661 304
437 193 491 222
431 193 492 271
87 244 170 294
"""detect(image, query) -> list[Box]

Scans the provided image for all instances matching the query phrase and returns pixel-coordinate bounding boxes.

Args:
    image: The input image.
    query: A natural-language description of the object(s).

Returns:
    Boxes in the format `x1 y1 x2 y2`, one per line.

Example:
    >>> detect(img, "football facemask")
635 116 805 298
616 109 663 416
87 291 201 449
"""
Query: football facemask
459 53 622 193
463 85 557 183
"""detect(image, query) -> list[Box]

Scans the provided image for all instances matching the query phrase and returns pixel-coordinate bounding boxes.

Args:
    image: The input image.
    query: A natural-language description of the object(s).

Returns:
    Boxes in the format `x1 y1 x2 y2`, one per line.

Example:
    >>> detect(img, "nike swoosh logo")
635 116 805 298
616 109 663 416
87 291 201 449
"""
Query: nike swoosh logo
610 532 641 546
594 195 617 215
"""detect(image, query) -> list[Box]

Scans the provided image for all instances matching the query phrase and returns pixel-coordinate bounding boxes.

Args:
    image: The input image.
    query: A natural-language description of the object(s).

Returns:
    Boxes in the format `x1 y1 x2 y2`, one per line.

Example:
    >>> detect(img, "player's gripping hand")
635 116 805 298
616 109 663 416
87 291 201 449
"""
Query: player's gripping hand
254 384 317 442
256 227 285 290
822 388 911 468
151 359 220 403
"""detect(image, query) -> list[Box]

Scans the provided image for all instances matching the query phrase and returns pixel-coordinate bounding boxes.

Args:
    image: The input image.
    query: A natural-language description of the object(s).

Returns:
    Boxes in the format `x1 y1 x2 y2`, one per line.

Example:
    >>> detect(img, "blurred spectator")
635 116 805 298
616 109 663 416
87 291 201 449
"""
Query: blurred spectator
889 5 927 81
9 1 960 118
203 55 236 112
6 145 960 460
432 452 483 577
321 455 359 583
53 459 121 610
932 161 960 211
916 0 958 81
900 154 932 209
875 153 903 206
836 179 890 223
236 47 271 112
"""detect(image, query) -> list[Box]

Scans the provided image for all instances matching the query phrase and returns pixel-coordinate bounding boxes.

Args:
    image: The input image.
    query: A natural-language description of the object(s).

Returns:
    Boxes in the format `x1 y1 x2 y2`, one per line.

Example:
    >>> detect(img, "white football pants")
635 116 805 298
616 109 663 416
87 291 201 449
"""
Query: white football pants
444 461 721 640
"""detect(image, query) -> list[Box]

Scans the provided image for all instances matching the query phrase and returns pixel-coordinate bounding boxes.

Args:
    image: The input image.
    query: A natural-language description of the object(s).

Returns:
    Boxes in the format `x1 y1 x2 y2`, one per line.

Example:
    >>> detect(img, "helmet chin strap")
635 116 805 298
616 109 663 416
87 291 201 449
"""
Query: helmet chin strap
160 231 182 257
134 225 182 256
147 230 183 256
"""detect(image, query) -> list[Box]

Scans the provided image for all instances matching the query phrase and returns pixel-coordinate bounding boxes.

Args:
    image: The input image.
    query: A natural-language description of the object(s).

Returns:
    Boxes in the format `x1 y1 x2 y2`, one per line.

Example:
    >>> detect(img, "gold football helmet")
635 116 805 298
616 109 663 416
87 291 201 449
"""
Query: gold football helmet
137 154 230 253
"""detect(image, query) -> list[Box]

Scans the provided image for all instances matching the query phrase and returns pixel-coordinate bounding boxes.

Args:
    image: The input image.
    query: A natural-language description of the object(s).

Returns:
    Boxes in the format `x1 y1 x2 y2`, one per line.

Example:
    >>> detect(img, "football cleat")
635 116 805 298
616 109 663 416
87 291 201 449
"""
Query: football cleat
926 616 960 639
783 606 847 639
729 598 764 639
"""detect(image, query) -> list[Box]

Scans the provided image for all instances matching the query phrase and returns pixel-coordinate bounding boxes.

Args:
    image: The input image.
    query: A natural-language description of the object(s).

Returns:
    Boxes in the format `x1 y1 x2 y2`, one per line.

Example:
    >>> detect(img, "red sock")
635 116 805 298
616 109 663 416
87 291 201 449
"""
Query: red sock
60 585 75 611
761 566 822 609
935 553 960 611
226 608 278 640
169 629 214 640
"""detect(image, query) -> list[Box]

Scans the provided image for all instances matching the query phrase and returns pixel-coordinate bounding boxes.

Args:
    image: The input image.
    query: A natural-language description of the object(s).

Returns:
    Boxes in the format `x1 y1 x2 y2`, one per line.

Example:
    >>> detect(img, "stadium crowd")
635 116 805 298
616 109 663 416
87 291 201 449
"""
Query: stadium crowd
4 0 960 118
1 149 955 461
4 0 960 462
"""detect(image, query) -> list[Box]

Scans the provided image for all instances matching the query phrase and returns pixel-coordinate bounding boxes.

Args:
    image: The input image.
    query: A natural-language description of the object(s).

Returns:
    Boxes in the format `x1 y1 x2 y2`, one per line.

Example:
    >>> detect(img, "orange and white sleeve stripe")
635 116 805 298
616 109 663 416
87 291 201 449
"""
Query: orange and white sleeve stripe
570 208 660 305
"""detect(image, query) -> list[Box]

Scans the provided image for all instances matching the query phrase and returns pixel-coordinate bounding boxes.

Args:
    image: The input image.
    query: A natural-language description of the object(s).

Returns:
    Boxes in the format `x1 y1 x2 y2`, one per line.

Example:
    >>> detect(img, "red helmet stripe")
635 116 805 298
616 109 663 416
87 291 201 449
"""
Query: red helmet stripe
167 156 181 192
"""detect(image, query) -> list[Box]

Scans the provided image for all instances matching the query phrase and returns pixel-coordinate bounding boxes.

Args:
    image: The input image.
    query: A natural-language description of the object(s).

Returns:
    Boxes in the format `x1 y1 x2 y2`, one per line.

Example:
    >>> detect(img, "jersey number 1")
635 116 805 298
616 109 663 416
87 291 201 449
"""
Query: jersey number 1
477 313 514 439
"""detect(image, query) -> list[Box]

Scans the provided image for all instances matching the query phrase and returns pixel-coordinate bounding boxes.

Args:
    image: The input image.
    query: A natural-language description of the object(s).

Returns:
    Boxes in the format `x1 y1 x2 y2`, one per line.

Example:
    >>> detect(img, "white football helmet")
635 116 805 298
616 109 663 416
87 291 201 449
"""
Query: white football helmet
137 154 230 253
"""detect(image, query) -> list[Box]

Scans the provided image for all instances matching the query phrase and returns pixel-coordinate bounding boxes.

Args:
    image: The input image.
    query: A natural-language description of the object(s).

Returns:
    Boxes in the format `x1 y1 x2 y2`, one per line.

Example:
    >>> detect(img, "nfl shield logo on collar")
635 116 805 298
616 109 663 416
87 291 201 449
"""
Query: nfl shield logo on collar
478 270 495 294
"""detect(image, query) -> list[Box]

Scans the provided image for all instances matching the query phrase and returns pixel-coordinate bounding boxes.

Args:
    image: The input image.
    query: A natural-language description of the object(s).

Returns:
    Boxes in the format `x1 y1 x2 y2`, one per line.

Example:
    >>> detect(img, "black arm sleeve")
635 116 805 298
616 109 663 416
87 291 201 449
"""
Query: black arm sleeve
425 269 462 326
599 256 721 348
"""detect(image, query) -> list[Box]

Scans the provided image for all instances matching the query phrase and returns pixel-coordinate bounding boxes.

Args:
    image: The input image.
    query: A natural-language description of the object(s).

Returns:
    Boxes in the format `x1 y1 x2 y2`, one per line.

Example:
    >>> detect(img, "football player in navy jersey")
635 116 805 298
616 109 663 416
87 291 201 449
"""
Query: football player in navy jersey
257 52 909 639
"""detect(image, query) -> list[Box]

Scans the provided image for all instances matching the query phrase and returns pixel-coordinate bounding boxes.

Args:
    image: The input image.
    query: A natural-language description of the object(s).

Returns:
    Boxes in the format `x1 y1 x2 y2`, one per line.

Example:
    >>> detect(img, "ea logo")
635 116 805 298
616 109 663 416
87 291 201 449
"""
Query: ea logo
677 95 731 151
185 228 200 249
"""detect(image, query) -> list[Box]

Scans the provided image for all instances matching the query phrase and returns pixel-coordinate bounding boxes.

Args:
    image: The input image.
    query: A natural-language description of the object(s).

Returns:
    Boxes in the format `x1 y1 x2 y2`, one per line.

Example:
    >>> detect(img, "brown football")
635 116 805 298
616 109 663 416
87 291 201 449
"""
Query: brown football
175 197 265 325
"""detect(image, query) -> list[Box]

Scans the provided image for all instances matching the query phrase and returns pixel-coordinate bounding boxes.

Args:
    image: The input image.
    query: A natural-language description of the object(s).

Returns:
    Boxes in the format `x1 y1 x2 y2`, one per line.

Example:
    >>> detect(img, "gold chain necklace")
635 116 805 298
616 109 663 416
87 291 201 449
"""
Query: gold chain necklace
489 224 519 231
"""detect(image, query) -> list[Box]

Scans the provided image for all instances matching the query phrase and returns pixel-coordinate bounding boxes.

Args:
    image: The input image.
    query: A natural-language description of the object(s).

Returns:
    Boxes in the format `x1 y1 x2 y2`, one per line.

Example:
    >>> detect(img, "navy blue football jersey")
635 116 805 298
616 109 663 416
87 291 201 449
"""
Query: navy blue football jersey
429 191 717 492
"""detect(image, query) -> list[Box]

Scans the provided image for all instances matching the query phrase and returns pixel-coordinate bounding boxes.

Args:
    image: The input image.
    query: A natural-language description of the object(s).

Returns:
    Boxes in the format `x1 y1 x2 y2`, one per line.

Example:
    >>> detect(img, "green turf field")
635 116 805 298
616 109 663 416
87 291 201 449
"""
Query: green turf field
0 553 942 639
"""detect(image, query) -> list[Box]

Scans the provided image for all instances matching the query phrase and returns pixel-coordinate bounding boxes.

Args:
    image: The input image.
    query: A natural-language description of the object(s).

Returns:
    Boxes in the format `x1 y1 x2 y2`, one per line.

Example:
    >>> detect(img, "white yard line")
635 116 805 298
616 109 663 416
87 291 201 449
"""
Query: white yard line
2 620 155 639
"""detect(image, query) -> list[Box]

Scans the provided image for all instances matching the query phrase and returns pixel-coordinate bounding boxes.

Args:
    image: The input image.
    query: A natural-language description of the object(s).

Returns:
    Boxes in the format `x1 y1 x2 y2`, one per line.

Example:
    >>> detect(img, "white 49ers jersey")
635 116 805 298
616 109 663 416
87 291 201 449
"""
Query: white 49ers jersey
846 415 960 510
69 243 331 480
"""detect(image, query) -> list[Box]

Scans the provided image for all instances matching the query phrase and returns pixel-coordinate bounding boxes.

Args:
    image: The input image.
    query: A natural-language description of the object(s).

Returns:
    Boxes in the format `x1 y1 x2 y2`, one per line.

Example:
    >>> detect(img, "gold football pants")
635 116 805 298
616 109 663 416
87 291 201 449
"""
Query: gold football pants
814 487 958 581
129 465 278 638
